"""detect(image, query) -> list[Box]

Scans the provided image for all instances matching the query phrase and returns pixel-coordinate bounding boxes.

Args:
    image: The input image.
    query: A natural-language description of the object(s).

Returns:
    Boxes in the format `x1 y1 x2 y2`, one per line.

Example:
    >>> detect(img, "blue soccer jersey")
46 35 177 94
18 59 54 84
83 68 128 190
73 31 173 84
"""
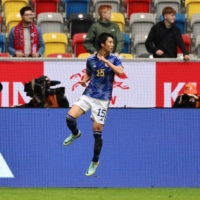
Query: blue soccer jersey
83 53 123 100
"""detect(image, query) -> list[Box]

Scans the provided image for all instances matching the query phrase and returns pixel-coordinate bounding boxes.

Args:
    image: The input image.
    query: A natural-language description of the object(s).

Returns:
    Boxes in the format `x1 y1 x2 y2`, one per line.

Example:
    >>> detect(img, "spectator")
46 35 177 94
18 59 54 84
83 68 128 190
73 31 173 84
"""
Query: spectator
145 7 189 60
172 83 199 108
84 5 124 55
7 6 44 57
13 76 69 108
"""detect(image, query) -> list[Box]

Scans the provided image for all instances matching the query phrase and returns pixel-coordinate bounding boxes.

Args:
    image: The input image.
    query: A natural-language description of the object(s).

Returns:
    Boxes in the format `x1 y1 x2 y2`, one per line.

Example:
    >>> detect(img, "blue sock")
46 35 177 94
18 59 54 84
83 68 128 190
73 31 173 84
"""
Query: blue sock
92 131 103 162
66 114 79 135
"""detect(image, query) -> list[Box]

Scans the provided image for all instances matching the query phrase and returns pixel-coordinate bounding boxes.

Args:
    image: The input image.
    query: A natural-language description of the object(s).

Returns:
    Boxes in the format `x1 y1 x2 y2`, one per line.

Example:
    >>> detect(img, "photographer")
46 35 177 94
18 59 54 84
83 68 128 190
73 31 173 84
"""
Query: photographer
13 76 69 108
172 83 199 108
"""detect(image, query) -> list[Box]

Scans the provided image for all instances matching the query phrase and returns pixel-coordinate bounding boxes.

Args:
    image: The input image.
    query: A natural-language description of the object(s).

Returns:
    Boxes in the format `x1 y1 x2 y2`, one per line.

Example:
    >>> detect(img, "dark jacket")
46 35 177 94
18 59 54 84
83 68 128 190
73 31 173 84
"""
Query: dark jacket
145 21 189 58
83 19 124 54
172 94 199 108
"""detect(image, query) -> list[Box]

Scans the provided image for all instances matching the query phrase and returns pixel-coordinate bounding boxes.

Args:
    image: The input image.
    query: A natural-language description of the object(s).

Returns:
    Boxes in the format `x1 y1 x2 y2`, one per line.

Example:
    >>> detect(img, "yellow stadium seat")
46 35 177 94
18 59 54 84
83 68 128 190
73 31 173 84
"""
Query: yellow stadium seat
78 53 91 58
185 0 200 20
2 0 28 18
119 53 134 58
43 33 68 57
110 12 125 32
6 13 21 33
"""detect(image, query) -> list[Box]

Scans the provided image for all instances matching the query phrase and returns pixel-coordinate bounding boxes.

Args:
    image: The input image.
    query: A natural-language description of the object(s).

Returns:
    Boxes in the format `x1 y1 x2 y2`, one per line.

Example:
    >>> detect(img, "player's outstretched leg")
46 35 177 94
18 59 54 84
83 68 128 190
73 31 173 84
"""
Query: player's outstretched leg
63 114 81 146
85 131 102 176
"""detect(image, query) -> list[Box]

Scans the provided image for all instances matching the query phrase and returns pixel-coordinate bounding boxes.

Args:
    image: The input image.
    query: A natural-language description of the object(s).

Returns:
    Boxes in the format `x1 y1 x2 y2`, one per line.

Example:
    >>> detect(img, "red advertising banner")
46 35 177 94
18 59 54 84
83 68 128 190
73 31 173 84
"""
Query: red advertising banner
0 62 43 106
156 62 200 107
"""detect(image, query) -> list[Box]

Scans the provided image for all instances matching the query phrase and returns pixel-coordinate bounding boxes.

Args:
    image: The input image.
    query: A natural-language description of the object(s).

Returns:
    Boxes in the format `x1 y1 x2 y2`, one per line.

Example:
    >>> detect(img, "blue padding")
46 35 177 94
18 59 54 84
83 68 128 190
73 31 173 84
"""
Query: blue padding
160 13 186 34
1 109 200 187
122 33 130 53
63 0 89 18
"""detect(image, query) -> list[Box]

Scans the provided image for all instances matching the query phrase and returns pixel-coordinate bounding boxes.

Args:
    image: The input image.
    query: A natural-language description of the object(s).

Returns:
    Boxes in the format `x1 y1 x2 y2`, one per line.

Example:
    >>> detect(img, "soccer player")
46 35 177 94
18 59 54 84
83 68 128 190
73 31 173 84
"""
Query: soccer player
63 32 124 176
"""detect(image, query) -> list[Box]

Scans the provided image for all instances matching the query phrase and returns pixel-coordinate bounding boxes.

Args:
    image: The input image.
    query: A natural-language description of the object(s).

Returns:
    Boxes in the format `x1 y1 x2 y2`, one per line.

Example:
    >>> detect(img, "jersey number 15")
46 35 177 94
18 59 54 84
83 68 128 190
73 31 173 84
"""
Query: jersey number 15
97 69 105 77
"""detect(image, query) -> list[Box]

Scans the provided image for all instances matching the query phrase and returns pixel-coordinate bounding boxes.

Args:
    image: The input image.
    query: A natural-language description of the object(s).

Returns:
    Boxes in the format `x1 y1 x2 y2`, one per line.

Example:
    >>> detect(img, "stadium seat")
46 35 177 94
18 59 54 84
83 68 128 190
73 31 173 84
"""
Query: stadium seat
130 13 155 39
110 13 125 32
139 53 153 58
177 34 191 54
154 0 181 19
63 0 89 19
68 13 94 39
185 0 200 21
72 33 87 57
2 0 28 18
0 34 6 52
6 13 21 33
124 0 151 19
78 53 91 58
43 33 68 57
122 33 131 53
0 16 2 33
93 0 120 17
37 13 63 34
47 53 73 58
160 13 186 34
190 13 200 40
32 0 59 18
0 53 10 57
195 34 200 58
133 33 149 57
119 53 134 58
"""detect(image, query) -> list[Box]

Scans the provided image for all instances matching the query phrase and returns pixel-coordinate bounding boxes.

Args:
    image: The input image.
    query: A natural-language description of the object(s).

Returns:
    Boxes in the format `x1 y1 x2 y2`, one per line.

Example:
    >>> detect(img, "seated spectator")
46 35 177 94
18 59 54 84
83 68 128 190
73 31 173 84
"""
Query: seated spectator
7 6 44 57
145 6 189 60
13 76 69 108
172 83 199 108
83 5 124 55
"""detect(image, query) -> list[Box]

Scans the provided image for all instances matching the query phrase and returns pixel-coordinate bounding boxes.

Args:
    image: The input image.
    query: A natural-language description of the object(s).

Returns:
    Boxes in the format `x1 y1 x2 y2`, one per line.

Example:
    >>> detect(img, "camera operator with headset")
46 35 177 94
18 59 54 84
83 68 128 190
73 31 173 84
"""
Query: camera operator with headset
13 76 69 108
172 83 200 108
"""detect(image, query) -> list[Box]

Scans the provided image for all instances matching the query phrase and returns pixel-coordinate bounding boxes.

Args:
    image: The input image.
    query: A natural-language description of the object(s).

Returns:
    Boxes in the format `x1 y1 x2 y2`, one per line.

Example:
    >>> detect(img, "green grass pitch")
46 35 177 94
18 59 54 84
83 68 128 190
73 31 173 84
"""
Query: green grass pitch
0 188 200 200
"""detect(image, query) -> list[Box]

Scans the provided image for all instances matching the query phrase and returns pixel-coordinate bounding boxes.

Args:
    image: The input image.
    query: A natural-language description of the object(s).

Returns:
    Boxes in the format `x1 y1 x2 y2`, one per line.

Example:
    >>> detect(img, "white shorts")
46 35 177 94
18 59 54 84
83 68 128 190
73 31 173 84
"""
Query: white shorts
73 95 109 124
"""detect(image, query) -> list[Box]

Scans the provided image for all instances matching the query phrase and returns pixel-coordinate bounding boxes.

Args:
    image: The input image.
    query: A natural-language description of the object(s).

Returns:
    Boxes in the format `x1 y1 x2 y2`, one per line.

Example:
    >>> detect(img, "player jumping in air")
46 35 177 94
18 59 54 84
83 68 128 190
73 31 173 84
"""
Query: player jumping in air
63 32 124 176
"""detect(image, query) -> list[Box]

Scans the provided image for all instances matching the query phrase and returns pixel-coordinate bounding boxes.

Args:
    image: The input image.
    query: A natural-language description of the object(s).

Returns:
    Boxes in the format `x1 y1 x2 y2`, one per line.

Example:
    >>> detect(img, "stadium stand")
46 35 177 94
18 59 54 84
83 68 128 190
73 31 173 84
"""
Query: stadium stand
32 0 59 18
133 33 149 57
0 53 10 57
110 12 125 32
37 12 64 34
63 0 89 19
190 13 200 40
195 34 200 58
43 33 68 57
0 33 6 52
68 13 94 39
124 0 152 19
119 53 134 58
122 33 131 54
77 52 91 58
47 53 73 58
130 13 155 39
72 33 87 57
177 34 191 54
185 0 200 21
6 13 21 33
2 0 28 17
154 0 181 20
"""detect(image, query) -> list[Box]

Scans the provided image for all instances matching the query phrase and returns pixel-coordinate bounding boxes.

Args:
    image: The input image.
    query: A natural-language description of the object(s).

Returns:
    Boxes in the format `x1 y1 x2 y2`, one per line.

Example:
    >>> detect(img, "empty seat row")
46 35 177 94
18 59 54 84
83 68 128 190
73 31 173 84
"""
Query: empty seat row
2 0 200 20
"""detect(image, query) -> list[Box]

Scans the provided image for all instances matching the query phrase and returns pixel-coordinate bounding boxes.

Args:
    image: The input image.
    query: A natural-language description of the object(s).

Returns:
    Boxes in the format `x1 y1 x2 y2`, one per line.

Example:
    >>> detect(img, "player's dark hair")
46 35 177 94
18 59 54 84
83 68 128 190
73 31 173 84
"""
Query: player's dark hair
20 6 33 16
97 32 114 49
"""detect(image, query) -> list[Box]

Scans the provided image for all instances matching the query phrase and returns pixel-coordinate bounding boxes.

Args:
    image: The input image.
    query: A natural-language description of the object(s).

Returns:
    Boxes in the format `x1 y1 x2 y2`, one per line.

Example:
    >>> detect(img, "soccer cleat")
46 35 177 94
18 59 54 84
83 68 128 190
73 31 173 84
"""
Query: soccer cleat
85 161 100 176
63 131 81 146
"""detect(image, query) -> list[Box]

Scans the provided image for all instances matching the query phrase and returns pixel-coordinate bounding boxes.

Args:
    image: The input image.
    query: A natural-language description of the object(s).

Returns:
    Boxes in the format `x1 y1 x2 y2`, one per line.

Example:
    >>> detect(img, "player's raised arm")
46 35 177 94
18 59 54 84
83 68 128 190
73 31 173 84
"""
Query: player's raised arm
98 55 123 76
